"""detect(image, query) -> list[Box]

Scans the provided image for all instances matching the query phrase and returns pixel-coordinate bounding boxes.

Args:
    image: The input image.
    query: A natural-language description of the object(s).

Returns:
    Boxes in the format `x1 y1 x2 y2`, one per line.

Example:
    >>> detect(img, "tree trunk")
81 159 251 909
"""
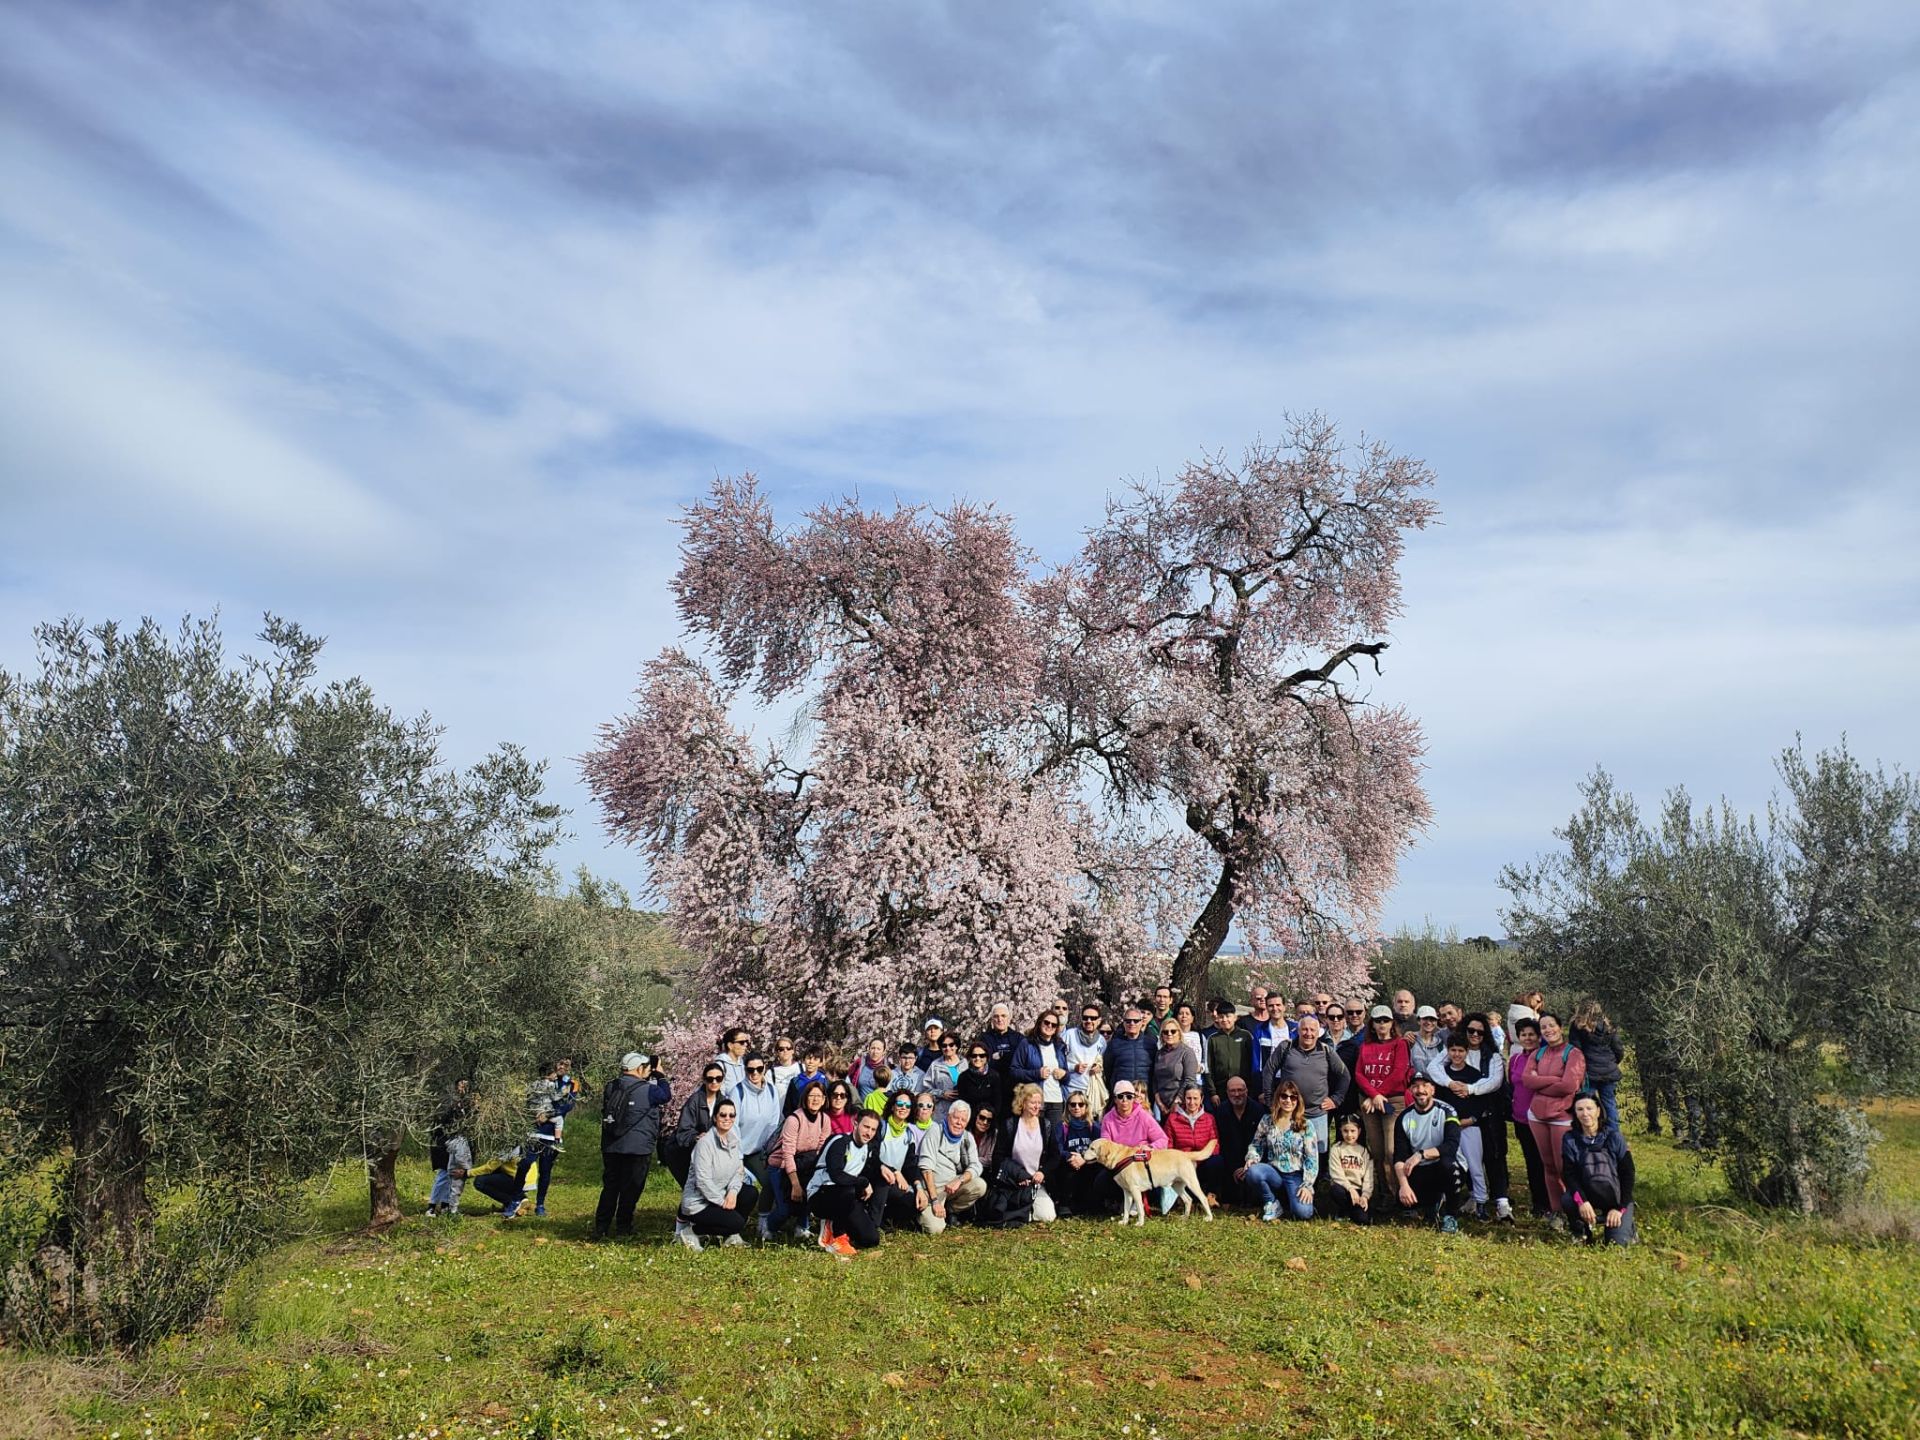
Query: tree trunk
366 1135 405 1230
69 1092 151 1261
1169 860 1236 1003
63 1089 152 1342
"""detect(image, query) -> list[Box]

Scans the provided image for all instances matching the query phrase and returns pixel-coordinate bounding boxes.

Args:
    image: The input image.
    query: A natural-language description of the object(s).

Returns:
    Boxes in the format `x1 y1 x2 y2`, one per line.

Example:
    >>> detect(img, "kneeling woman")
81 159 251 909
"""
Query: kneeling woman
676 1100 758 1249
1560 1093 1637 1246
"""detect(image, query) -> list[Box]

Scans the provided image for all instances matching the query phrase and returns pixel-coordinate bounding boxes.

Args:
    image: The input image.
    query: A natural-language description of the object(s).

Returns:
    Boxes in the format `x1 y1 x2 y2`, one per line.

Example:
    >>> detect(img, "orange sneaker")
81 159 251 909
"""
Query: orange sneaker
816 1221 837 1252
831 1234 858 1257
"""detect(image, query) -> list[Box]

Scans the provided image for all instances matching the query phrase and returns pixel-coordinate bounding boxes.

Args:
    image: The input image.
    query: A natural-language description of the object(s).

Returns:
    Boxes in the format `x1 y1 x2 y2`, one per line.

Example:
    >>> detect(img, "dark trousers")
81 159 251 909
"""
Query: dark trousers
1482 1110 1510 1204
686 1183 760 1238
1325 1182 1371 1225
513 1145 557 1208
1195 1155 1232 1202
663 1140 693 1188
881 1183 921 1229
814 1185 887 1249
594 1152 654 1236
472 1169 521 1210
1512 1120 1549 1215
742 1152 773 1213
1405 1160 1464 1219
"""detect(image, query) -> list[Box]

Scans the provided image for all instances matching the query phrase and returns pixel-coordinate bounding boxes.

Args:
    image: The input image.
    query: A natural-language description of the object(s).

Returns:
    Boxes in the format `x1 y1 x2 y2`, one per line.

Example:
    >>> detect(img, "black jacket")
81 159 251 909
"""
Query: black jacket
956 1065 1003 1121
600 1073 671 1156
1570 1024 1624 1086
994 1115 1063 1189
673 1089 722 1152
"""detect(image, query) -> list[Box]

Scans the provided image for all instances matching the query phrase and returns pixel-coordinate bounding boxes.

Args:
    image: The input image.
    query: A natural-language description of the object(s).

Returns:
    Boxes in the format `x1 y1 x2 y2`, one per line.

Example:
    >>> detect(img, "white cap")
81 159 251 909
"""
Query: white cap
621 1051 650 1070
924 1017 944 1031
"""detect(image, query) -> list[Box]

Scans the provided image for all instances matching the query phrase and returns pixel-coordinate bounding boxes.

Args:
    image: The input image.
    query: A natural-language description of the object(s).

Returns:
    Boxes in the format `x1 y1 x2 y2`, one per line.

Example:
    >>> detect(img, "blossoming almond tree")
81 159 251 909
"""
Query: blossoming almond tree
586 417 1434 1066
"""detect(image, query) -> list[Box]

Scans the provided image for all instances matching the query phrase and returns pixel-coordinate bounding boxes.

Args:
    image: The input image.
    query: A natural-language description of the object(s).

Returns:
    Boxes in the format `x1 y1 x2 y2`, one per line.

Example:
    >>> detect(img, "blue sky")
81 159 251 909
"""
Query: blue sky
3 1 1916 934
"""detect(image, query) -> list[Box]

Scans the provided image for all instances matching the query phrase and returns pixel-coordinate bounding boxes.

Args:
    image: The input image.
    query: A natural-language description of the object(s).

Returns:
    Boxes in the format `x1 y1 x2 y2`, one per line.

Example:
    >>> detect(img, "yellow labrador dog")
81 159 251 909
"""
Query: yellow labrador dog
1089 1138 1214 1225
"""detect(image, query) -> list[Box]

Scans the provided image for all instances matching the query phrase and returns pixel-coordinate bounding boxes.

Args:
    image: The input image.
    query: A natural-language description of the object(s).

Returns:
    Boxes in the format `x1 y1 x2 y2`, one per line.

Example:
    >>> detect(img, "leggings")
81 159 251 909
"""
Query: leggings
685 1182 759 1238
1527 1118 1573 1213
1360 1101 1402 1211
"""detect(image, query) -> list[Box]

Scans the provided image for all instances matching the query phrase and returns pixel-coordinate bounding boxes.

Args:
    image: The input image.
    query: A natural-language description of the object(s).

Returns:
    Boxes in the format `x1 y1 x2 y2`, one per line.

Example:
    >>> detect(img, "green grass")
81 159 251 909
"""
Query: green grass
7 1118 1919 1440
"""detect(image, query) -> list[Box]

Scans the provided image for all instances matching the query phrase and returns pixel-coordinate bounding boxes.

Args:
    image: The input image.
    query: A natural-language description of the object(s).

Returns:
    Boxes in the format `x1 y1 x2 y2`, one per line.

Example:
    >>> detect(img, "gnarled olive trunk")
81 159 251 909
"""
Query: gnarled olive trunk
366 1134 405 1230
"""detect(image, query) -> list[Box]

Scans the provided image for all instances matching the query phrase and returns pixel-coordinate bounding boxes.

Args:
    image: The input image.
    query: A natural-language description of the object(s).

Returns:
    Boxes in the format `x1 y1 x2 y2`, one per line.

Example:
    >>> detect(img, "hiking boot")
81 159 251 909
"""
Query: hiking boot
673 1222 702 1251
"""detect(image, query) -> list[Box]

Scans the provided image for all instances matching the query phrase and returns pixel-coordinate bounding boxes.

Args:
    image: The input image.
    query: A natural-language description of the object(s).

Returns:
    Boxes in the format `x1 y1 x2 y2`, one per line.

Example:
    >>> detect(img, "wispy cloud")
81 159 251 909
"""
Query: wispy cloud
2 0 1915 930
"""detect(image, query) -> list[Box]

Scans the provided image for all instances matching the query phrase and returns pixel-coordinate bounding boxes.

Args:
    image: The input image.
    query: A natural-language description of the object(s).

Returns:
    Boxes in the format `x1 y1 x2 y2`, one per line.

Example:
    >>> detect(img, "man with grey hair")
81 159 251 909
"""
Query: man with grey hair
591 1051 671 1241
916 1098 985 1234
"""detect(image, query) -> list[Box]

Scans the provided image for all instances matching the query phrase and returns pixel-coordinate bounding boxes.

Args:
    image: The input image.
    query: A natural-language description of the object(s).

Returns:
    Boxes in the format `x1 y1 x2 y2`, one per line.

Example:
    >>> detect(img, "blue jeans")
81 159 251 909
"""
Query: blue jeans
1594 1082 1620 1131
1246 1164 1314 1219
767 1166 813 1233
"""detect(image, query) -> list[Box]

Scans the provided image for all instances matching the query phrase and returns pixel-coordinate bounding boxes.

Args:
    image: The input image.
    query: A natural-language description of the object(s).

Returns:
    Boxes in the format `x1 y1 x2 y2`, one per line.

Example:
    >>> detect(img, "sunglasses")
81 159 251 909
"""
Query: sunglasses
892 1099 911 1109
942 1039 958 1048
703 1074 724 1084
1326 1009 1345 1018
1068 1100 1088 1109
969 1052 987 1060
1082 1013 1100 1022
776 1044 794 1053
1161 1029 1179 1037
1466 1026 1486 1035
746 1064 766 1073
1041 1020 1059 1029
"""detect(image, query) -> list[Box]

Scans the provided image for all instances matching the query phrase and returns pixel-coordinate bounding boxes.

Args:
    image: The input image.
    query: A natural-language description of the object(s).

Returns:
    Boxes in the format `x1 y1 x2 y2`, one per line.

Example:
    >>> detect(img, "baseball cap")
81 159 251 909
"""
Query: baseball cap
622 1051 651 1070
1417 1005 1438 1020
1369 1005 1393 1021
925 1017 944 1031
1112 1080 1137 1097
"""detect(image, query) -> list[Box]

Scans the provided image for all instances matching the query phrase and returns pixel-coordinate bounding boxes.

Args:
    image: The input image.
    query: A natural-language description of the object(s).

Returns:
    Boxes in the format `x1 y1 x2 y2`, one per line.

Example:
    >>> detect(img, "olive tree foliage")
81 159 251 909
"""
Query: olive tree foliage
1501 742 1920 1214
0 616 563 1344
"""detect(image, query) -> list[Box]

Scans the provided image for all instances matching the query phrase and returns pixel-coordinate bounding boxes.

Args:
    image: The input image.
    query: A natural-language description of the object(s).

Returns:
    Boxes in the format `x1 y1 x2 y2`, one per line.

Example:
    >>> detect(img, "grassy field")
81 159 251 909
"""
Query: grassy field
7 1102 1919 1440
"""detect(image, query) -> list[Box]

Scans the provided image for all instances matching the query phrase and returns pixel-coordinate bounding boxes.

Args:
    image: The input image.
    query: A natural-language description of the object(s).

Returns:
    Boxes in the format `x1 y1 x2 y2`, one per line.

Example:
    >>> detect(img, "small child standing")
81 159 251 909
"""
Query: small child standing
1325 1114 1374 1225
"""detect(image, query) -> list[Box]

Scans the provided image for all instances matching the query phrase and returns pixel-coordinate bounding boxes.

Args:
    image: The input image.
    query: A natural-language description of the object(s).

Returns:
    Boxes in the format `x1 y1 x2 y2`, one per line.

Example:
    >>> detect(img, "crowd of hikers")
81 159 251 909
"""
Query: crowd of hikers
427 985 1653 1255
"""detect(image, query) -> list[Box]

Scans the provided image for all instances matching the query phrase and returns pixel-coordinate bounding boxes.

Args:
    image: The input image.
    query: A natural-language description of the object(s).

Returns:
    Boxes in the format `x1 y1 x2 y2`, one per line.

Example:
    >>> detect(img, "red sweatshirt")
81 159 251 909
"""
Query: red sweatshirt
1355 1036 1413 1102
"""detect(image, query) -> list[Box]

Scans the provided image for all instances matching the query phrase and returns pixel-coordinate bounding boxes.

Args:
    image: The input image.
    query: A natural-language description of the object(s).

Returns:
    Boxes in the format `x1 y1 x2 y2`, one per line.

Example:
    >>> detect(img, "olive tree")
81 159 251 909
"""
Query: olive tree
0 615 560 1342
1501 741 1919 1213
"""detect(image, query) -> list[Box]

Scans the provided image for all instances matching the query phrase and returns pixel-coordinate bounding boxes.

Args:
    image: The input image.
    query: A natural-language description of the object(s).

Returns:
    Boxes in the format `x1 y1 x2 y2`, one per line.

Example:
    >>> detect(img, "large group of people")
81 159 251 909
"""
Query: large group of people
427 986 1641 1254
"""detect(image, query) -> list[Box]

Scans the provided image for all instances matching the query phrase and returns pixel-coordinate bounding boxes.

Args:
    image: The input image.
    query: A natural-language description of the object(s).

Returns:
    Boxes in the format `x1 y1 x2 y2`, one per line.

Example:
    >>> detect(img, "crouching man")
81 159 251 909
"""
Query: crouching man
915 1098 987 1234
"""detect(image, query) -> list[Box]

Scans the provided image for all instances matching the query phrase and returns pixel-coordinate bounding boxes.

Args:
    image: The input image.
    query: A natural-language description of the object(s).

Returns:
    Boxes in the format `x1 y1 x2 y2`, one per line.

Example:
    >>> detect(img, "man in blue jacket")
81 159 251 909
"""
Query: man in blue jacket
1101 1006 1155 1097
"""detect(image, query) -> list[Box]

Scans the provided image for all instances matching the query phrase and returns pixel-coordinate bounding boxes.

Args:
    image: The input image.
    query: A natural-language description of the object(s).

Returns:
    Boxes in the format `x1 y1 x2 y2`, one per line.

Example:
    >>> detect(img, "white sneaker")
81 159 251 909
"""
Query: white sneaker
1260 1201 1280 1222
673 1222 703 1251
756 1215 773 1242
1494 1197 1513 1221
722 1234 746 1247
